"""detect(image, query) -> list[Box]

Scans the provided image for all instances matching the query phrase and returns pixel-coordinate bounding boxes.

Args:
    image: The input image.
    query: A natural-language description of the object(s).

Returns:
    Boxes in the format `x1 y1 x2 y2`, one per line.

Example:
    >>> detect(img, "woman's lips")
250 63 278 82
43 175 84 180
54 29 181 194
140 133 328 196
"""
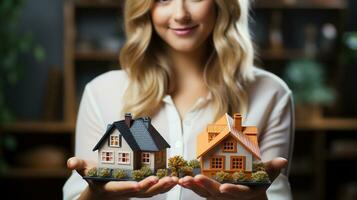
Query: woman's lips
171 25 198 36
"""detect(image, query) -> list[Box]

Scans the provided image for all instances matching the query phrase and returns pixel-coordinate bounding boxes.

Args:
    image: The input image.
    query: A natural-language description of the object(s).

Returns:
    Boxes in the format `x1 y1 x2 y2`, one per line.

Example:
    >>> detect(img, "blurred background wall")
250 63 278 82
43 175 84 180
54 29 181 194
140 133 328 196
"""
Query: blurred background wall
0 0 357 199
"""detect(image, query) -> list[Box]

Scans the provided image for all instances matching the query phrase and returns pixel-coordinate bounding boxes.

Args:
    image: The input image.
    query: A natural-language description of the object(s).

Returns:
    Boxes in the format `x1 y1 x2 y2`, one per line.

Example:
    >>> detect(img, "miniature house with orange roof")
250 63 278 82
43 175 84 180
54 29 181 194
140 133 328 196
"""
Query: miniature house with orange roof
196 113 261 178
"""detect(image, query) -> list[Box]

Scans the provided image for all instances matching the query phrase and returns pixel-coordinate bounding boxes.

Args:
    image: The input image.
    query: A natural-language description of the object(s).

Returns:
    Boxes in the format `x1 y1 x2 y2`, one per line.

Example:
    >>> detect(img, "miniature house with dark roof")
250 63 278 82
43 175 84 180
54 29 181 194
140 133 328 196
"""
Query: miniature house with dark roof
196 113 261 178
93 113 170 172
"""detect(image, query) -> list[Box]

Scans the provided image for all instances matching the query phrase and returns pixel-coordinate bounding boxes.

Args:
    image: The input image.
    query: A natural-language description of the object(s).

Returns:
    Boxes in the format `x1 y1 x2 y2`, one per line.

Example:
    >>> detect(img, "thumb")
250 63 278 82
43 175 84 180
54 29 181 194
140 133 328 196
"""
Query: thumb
263 157 288 181
67 157 87 176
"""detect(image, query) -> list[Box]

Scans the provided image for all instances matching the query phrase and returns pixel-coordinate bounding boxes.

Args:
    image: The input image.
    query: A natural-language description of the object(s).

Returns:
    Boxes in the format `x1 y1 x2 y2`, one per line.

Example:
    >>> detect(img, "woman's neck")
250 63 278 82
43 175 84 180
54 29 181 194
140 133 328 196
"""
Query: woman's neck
166 44 209 86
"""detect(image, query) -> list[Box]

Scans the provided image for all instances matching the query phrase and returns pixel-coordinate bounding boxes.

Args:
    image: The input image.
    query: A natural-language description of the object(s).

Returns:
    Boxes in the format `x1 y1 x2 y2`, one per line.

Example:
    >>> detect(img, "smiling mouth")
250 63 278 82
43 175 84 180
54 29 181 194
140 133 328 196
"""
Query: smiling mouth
170 25 198 36
170 25 198 31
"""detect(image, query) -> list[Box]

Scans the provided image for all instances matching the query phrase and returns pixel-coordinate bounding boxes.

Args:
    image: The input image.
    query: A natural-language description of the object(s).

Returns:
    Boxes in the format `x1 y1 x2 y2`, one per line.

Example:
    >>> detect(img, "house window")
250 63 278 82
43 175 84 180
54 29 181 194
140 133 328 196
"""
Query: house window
222 139 237 152
208 132 219 142
231 156 245 170
101 151 114 163
109 135 121 147
118 152 130 164
210 156 224 170
142 152 150 164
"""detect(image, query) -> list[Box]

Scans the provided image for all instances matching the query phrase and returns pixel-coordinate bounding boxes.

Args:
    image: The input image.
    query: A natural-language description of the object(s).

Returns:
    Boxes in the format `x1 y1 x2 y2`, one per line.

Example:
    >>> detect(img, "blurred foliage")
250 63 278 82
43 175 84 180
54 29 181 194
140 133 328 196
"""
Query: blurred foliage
342 32 357 64
0 0 45 124
0 0 45 174
283 59 335 105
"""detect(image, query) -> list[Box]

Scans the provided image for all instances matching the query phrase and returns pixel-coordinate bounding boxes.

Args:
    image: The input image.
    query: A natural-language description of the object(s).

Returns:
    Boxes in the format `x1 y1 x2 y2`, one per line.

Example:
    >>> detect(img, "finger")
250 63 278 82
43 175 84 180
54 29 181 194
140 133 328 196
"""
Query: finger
219 183 250 195
103 181 141 195
138 176 160 191
180 176 211 198
141 176 178 196
264 157 288 180
120 176 160 198
194 174 221 196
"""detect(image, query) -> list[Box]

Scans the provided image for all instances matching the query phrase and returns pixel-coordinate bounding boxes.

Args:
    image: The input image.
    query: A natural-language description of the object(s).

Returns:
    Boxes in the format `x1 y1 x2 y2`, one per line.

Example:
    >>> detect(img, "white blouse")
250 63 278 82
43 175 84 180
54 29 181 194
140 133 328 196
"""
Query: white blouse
63 67 294 200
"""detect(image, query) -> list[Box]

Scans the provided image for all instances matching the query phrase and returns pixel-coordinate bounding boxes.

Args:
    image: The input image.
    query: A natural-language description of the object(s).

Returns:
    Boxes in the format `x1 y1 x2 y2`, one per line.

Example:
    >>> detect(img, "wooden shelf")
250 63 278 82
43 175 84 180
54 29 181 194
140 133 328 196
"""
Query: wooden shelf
76 49 119 61
254 0 347 10
296 118 357 131
0 121 75 134
74 0 124 9
259 49 307 61
1 168 71 178
326 154 357 161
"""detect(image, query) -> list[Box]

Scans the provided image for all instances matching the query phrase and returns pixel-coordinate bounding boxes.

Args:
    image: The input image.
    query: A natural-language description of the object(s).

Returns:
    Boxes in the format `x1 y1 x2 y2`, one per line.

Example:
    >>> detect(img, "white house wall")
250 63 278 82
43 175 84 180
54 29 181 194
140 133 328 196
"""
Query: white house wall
98 129 134 170
202 138 253 171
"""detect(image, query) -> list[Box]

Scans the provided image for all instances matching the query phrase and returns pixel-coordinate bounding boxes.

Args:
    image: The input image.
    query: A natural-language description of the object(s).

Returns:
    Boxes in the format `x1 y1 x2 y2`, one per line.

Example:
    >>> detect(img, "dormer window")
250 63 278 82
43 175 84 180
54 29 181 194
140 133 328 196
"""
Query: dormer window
208 132 219 142
109 135 121 147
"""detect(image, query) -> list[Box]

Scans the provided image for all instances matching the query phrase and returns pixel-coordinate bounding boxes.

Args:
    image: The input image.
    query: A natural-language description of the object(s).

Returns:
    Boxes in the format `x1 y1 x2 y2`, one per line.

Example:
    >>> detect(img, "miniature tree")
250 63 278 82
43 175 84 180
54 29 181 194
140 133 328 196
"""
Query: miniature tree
188 159 200 169
132 170 145 181
98 168 111 178
156 169 168 179
112 169 127 179
214 171 231 182
87 167 97 177
179 166 193 177
253 161 266 172
251 171 269 182
140 165 153 177
168 156 187 177
232 171 246 182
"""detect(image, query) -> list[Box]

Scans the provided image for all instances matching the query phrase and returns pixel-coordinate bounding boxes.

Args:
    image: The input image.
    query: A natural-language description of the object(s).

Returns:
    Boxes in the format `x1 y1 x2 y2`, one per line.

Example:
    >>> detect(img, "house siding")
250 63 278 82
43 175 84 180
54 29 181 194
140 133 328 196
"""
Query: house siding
202 136 253 172
98 129 135 170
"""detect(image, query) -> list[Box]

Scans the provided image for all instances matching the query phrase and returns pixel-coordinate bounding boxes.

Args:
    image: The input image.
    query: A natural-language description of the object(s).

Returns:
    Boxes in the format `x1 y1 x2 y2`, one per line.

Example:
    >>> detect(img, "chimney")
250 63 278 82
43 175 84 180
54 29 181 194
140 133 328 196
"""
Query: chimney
125 113 132 127
233 113 242 132
143 116 151 128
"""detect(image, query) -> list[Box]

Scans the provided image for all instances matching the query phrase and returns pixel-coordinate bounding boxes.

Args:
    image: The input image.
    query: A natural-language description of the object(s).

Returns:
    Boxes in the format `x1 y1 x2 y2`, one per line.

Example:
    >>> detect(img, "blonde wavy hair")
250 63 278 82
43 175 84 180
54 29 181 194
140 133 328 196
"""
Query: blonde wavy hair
119 0 255 120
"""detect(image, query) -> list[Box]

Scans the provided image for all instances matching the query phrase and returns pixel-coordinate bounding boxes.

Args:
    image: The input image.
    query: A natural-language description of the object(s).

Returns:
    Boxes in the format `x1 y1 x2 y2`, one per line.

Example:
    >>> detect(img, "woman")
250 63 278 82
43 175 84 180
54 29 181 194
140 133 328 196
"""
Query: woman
63 0 294 199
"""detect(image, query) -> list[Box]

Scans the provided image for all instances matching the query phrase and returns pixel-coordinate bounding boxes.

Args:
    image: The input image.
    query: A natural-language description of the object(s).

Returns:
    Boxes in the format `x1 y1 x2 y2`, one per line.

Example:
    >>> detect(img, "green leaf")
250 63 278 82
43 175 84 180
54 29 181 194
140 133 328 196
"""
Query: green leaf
3 135 17 151
0 159 9 175
33 45 46 61
0 108 15 124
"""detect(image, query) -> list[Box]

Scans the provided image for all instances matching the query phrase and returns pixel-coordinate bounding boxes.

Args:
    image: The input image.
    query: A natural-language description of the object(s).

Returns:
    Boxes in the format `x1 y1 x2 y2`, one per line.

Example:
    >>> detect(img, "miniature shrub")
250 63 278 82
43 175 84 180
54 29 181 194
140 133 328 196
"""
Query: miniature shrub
188 159 200 168
252 171 269 182
168 156 187 176
232 171 246 182
140 165 153 177
253 161 266 172
156 169 168 179
214 171 231 182
87 167 97 177
98 168 111 177
180 166 193 176
170 171 178 177
112 169 126 179
132 170 145 181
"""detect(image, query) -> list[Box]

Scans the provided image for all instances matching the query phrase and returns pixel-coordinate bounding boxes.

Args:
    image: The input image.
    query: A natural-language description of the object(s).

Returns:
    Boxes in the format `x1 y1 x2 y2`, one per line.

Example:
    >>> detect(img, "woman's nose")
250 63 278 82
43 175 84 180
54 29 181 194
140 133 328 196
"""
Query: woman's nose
174 1 191 23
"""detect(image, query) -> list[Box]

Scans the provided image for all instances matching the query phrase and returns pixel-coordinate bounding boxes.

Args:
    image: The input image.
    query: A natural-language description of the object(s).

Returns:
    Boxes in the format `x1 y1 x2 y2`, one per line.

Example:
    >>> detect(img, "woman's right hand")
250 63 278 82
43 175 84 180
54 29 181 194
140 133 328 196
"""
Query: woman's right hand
67 157 178 200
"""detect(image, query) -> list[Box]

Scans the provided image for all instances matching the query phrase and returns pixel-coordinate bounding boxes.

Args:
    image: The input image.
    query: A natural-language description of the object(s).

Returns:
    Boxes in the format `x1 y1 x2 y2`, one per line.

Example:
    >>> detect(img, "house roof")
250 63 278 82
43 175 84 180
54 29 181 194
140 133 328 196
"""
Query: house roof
196 113 261 159
93 117 170 152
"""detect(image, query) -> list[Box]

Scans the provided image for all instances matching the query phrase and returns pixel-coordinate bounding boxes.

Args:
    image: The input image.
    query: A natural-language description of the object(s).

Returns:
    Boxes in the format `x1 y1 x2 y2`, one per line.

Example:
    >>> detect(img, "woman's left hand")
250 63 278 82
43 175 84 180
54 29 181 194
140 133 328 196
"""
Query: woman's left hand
178 157 287 200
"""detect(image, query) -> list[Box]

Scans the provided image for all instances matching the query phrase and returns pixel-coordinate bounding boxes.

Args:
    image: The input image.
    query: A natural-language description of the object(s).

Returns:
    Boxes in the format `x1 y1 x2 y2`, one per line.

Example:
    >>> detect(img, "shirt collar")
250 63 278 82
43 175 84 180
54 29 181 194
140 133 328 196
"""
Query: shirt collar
163 92 212 107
